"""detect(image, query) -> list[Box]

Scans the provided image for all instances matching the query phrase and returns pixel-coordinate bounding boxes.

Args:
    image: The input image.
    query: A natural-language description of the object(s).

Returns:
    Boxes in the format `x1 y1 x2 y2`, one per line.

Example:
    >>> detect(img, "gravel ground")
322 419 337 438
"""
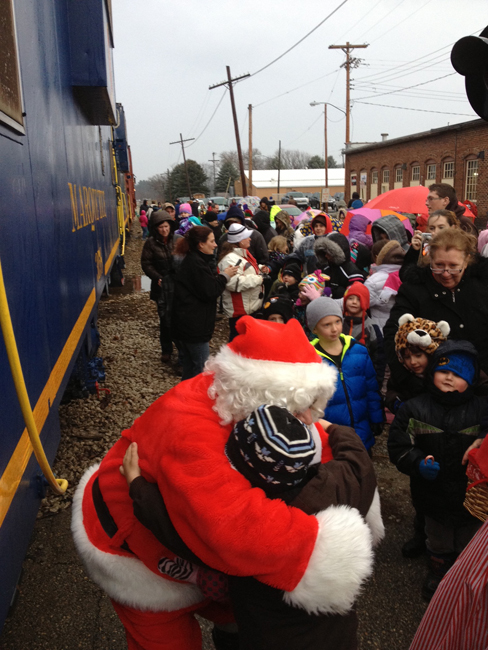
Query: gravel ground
1 224 429 649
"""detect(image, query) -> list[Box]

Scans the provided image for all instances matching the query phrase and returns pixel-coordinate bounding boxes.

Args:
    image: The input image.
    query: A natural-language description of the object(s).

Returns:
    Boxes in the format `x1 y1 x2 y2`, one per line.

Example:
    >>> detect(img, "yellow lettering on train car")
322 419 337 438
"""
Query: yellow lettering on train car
95 248 103 280
68 183 108 232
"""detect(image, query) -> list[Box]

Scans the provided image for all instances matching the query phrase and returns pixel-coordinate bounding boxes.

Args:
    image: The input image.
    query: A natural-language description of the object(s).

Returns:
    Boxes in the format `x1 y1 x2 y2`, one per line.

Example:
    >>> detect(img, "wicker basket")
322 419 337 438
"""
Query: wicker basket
464 477 488 522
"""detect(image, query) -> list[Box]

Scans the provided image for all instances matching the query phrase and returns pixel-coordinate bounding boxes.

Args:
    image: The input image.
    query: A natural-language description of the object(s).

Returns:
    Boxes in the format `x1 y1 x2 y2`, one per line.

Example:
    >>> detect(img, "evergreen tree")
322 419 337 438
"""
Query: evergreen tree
215 161 239 192
169 160 209 199
308 155 339 169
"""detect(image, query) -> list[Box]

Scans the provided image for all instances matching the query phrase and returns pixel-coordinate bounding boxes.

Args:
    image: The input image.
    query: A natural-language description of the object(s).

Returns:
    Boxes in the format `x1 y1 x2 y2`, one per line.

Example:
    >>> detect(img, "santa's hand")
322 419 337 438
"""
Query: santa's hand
119 442 141 485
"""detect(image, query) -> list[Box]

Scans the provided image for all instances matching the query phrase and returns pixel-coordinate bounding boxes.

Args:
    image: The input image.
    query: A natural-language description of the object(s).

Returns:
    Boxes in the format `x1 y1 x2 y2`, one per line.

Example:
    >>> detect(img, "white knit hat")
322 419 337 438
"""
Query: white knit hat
228 223 254 243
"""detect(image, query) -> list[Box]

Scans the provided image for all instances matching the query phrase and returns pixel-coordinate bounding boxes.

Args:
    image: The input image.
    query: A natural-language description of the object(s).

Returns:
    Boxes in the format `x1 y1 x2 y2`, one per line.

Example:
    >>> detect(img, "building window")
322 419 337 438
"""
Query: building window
465 159 479 201
372 170 378 184
427 164 436 180
443 161 454 178
395 168 403 183
382 169 389 184
411 166 420 181
0 0 25 133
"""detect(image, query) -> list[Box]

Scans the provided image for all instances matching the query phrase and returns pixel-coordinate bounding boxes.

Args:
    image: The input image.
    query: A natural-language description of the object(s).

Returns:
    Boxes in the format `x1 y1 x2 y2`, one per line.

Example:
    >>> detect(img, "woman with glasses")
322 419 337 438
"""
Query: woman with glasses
385 229 488 388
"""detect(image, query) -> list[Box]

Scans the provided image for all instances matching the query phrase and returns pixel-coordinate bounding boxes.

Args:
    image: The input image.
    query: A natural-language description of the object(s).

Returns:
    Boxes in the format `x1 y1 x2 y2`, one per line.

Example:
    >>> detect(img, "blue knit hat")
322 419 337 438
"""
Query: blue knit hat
434 351 476 385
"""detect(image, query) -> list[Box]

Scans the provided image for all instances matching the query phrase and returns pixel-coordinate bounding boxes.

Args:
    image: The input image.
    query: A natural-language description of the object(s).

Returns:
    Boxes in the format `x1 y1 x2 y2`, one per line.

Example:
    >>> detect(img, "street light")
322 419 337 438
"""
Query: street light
310 102 347 206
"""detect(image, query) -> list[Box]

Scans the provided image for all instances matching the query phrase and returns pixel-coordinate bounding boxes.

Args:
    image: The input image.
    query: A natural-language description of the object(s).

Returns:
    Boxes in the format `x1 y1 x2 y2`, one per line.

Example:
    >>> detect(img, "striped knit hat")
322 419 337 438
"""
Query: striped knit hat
225 405 316 494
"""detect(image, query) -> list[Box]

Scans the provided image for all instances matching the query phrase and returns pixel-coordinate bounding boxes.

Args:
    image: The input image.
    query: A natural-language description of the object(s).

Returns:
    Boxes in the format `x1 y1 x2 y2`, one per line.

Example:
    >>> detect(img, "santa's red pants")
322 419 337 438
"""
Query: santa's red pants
112 598 233 650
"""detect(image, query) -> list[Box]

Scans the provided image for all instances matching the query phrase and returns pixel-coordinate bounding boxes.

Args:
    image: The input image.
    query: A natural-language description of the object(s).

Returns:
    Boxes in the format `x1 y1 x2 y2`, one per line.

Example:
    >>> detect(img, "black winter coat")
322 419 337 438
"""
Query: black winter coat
384 262 488 391
388 387 485 527
388 339 486 527
172 251 228 343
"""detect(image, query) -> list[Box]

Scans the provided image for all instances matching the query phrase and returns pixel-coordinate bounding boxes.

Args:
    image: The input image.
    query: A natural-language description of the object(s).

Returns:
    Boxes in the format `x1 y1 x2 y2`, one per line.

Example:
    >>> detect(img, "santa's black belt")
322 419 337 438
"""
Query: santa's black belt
92 476 133 554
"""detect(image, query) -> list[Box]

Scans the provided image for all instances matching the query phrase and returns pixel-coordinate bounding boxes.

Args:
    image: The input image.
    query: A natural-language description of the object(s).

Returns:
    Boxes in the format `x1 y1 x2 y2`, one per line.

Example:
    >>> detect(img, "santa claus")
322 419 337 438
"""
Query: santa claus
72 316 383 649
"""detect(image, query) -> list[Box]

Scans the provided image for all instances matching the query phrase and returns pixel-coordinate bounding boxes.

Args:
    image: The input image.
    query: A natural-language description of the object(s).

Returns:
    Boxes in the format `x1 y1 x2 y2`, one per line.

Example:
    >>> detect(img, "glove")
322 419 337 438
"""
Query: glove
393 398 403 413
300 284 322 302
371 422 384 437
418 457 440 481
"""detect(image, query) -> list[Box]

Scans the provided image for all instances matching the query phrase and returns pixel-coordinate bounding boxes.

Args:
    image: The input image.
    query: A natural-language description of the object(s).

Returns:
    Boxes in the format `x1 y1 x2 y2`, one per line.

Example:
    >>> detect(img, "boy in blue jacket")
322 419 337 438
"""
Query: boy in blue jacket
306 297 384 453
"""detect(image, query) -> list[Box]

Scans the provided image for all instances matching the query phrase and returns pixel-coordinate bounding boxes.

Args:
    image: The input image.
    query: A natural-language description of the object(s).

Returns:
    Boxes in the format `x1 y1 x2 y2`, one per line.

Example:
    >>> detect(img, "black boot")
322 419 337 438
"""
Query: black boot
211 626 240 650
422 553 456 602
402 513 426 558
402 529 427 558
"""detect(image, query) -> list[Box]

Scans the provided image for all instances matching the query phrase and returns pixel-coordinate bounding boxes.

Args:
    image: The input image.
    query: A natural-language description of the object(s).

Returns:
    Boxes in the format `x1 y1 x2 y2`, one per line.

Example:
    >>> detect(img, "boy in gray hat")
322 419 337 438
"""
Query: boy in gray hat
307 297 384 454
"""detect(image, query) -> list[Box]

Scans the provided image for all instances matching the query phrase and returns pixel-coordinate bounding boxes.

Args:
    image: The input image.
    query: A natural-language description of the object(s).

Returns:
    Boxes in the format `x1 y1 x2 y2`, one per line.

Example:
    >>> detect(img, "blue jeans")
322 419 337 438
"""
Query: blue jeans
177 340 209 381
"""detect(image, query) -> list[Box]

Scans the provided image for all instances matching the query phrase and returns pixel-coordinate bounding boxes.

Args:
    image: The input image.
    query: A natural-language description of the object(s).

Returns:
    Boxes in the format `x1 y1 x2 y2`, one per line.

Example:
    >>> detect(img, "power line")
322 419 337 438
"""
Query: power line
186 89 228 148
250 0 349 77
354 0 409 40
353 100 474 116
354 46 451 83
353 80 465 96
253 68 340 108
355 26 483 84
368 0 434 45
331 0 385 45
284 112 323 147
353 51 450 86
353 72 457 101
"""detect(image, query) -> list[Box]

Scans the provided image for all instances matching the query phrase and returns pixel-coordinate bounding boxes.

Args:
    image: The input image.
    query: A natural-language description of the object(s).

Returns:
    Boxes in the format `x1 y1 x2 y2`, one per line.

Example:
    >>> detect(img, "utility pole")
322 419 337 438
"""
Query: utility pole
277 140 281 198
248 104 253 196
209 67 250 197
169 133 194 198
328 42 368 146
208 152 218 194
323 104 328 195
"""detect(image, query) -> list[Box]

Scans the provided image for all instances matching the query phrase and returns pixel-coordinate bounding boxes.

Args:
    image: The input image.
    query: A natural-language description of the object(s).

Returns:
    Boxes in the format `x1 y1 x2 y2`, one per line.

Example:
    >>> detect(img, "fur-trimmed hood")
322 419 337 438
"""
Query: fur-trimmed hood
314 232 350 266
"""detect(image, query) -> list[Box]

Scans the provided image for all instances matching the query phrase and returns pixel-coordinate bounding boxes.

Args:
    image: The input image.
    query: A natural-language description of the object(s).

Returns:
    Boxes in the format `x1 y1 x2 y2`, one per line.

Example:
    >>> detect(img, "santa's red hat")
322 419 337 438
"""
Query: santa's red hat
208 317 338 423
229 316 322 365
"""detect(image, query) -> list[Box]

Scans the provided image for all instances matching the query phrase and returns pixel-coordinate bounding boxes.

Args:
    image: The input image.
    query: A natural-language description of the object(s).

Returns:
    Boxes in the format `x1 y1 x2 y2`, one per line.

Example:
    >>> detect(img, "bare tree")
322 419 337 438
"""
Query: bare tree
266 149 311 169
147 173 167 201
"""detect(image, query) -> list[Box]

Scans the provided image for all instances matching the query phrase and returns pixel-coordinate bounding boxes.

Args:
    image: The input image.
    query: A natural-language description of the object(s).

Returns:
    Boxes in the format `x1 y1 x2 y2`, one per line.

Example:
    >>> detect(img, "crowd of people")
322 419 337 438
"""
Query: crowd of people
71 185 488 650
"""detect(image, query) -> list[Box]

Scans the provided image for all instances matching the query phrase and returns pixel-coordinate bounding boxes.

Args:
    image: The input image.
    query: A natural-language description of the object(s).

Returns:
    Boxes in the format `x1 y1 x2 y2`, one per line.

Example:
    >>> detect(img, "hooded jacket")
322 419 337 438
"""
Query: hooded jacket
348 215 373 249
313 233 366 299
371 215 410 251
141 211 178 302
253 210 278 244
388 340 486 527
311 334 384 450
274 210 295 251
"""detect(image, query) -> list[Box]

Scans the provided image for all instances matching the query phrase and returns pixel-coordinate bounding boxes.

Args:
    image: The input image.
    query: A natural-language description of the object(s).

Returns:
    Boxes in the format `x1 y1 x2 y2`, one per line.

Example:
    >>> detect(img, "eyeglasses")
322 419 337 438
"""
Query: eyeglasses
430 265 464 275
426 195 442 202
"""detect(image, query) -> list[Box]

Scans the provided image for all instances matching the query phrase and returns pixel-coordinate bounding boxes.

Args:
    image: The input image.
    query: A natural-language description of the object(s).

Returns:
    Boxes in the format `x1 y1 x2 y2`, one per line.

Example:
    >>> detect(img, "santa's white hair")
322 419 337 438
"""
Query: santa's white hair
205 344 338 425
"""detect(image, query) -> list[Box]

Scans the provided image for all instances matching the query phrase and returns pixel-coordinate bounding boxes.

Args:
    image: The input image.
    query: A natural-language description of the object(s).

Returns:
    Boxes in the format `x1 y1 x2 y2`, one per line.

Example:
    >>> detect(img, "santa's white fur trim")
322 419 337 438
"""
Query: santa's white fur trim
71 464 204 612
205 346 338 424
283 505 373 615
364 488 385 547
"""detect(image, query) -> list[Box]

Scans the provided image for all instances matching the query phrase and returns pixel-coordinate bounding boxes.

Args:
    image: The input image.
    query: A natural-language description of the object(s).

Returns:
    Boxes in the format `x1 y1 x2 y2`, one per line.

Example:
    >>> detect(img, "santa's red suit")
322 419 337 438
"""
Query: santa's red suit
72 317 378 650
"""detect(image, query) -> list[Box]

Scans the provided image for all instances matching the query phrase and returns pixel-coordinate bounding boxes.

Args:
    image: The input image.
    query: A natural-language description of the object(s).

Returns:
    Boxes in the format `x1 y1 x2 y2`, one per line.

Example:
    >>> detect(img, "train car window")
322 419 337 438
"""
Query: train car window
0 0 25 134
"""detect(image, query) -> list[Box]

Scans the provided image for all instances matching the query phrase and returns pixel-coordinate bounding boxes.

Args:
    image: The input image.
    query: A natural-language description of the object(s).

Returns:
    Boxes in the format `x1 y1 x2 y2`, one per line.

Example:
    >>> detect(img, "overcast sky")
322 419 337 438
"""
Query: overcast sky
112 0 485 182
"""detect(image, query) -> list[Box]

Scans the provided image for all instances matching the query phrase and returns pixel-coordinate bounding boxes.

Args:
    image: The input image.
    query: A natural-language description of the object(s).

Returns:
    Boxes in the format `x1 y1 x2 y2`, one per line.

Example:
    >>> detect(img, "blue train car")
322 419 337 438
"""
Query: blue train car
0 0 132 626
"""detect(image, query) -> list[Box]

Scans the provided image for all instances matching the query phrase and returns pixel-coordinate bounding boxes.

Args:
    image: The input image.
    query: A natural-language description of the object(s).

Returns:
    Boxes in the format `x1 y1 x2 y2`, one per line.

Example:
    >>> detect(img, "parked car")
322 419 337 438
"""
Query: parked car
208 196 229 212
281 192 309 210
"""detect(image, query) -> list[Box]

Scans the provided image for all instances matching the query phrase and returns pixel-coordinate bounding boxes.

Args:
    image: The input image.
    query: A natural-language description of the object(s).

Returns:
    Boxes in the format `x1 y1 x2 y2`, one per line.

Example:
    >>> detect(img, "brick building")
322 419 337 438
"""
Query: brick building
345 118 488 219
